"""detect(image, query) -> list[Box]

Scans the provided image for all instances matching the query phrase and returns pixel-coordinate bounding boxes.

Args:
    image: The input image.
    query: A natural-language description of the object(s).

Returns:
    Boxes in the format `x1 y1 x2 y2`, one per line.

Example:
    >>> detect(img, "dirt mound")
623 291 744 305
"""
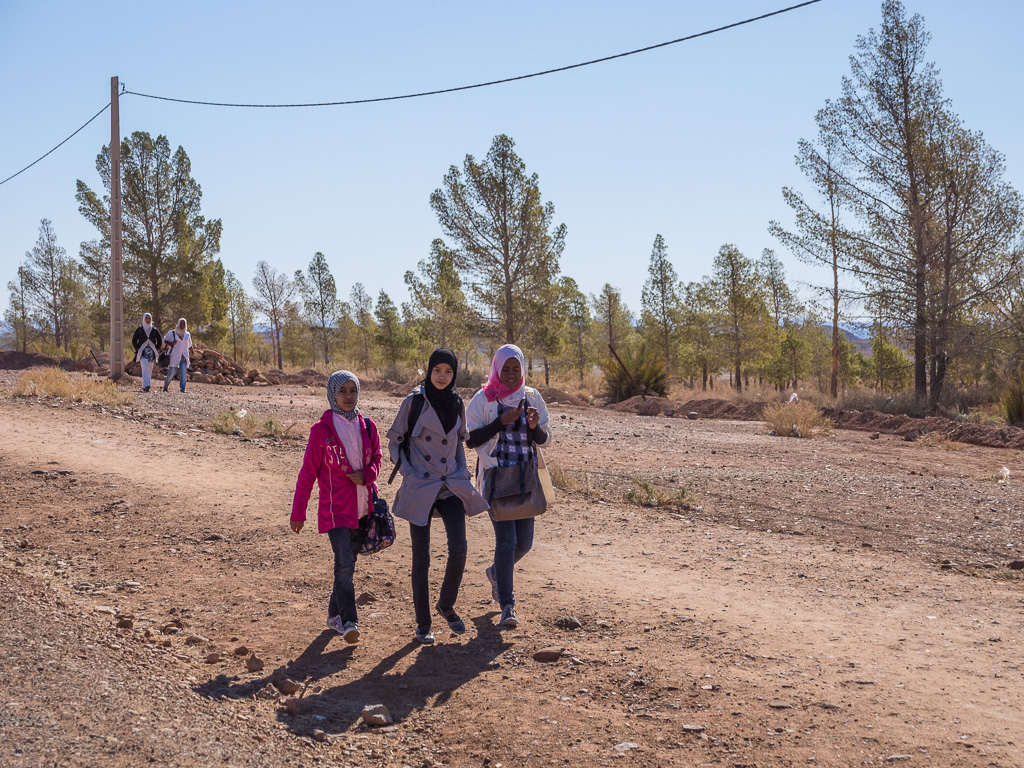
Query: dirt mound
360 378 415 396
0 350 71 370
607 394 653 412
535 387 590 407
70 350 109 373
262 368 328 386
821 408 1024 450
630 395 1024 450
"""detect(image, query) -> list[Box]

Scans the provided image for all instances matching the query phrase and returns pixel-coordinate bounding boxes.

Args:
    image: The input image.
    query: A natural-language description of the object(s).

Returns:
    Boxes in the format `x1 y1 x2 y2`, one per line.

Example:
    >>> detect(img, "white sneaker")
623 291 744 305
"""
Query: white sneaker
326 616 344 634
342 621 360 644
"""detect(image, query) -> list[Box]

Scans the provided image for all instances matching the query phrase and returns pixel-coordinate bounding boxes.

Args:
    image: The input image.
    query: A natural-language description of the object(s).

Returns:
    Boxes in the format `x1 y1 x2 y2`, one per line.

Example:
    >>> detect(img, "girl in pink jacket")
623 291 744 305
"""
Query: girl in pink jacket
291 371 382 643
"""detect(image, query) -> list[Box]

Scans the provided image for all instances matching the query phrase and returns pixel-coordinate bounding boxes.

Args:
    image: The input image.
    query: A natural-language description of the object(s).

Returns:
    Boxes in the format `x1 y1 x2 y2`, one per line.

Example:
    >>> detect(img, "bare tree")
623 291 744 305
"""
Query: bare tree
252 261 294 370
22 219 84 352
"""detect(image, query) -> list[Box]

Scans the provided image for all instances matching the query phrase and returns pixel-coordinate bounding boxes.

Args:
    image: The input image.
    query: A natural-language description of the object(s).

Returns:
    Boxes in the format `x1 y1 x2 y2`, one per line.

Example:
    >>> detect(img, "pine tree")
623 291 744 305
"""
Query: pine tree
294 252 340 367
640 234 682 373
430 134 566 345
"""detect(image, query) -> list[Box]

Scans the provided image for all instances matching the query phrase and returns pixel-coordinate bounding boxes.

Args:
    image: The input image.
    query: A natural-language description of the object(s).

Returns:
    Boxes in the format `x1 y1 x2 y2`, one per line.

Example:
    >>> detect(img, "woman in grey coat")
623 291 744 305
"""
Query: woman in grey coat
388 348 488 644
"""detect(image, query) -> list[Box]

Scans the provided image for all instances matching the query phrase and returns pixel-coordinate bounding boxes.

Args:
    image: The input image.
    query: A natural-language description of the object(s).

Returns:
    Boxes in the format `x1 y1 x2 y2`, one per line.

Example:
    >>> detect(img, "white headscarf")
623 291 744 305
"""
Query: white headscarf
142 314 153 335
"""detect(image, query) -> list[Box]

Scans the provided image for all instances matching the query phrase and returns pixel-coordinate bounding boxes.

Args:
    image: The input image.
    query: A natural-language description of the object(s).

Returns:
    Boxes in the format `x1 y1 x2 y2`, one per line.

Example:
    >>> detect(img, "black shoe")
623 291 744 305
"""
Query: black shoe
163 385 168 392
499 604 518 628
143 386 150 393
436 605 466 635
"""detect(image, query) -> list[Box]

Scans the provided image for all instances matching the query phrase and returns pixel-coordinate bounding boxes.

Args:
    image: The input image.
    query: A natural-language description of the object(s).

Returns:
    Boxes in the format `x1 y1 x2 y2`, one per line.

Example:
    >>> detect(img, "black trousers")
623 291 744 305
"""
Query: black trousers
408 495 468 630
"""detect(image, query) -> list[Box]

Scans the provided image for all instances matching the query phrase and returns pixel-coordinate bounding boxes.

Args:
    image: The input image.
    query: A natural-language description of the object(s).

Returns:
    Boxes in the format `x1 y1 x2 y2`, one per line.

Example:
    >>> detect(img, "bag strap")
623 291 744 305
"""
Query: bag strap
387 392 425 484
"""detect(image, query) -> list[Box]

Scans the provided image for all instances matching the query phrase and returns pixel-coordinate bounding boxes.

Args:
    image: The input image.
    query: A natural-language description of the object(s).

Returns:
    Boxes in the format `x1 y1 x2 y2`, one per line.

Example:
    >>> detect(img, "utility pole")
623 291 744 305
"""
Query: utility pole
109 76 124 380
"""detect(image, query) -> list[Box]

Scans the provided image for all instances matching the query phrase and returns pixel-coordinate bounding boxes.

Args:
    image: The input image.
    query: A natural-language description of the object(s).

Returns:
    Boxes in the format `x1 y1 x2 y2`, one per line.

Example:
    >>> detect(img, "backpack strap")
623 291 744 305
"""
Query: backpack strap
387 392 425 484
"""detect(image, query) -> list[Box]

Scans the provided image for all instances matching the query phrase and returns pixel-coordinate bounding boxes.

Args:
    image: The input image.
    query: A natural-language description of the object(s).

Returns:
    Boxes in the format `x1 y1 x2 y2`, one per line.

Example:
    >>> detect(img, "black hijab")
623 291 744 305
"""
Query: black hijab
424 348 461 434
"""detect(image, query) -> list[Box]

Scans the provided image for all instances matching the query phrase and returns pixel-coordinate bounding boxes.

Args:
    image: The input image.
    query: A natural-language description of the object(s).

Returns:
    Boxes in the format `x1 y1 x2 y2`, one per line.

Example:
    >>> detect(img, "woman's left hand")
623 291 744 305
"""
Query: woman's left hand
526 407 540 429
347 470 366 485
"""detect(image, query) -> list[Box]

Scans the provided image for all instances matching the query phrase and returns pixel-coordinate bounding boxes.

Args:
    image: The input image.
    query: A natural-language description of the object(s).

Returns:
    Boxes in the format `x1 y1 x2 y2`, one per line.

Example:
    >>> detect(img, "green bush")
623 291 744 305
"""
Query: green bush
1000 372 1024 426
600 343 668 403
210 411 239 434
622 476 699 510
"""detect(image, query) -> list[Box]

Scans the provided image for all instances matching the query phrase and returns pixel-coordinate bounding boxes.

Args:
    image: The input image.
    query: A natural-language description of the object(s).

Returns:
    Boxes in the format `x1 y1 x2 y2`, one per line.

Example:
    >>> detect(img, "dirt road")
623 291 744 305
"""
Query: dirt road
1 383 1022 767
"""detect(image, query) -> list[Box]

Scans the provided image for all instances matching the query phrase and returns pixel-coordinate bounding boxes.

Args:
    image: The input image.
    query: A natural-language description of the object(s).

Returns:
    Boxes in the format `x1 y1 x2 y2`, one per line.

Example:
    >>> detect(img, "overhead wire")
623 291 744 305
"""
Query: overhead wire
0 102 111 187
124 0 824 108
1 0 824 185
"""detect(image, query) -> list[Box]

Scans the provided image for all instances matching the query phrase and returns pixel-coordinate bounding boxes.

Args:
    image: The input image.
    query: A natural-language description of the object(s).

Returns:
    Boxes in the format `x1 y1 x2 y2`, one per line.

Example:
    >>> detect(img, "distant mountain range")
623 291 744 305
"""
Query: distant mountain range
822 326 873 356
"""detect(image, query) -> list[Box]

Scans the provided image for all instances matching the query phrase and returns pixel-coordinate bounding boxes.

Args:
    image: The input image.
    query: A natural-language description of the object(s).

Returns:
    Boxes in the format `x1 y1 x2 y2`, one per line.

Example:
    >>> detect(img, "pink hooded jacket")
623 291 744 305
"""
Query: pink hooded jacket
291 410 382 533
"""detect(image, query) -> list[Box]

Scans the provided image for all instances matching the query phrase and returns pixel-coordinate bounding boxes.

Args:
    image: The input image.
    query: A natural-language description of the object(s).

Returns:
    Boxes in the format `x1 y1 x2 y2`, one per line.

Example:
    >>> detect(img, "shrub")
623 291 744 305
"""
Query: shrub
11 368 133 407
455 365 481 390
210 409 297 438
547 462 600 496
918 432 965 452
600 344 668 403
379 364 419 386
1000 372 1024 426
762 401 833 438
210 411 239 434
622 475 699 510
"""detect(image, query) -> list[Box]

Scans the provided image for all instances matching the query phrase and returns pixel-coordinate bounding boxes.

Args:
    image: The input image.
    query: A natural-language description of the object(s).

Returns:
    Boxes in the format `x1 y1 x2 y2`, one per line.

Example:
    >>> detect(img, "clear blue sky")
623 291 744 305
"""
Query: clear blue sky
2 1 1022 328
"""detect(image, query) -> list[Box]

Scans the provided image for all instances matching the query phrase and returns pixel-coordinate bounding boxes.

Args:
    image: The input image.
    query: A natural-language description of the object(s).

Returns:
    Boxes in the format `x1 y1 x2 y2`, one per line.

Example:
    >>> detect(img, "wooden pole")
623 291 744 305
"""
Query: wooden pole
609 344 646 401
109 76 124 380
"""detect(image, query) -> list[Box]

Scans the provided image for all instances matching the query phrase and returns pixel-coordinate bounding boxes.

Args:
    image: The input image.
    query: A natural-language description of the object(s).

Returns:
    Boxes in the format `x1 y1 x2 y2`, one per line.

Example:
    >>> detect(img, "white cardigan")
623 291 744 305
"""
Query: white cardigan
163 329 193 368
466 386 552 496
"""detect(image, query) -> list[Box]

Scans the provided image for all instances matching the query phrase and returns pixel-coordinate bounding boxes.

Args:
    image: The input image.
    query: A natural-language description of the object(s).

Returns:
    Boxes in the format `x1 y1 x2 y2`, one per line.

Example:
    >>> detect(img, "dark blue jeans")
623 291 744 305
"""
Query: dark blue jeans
490 517 534 608
409 495 468 630
326 525 357 624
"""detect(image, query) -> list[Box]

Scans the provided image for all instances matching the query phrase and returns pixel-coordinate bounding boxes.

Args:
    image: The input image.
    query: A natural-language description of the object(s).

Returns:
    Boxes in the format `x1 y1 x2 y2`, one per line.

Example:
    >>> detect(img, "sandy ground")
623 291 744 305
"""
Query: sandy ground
1 375 1023 768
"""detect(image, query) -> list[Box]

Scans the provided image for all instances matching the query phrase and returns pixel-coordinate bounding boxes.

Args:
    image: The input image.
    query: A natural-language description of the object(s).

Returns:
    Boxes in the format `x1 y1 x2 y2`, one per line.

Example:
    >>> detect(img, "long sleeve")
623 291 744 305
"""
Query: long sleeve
291 427 322 521
363 419 383 486
386 395 414 470
467 416 503 449
528 391 552 446
454 439 468 476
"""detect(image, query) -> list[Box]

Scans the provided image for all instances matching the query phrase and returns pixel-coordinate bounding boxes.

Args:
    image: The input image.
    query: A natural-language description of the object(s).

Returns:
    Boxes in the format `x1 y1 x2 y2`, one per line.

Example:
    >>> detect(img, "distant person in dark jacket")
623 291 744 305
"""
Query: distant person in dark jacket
131 313 162 392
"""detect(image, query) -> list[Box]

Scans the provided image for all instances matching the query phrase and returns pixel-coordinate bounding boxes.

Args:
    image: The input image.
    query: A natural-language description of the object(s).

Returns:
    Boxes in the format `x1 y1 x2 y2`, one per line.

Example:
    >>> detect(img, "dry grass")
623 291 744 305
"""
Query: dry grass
10 367 133 407
918 432 965 452
547 462 602 497
210 409 299 438
622 475 701 511
762 401 833 438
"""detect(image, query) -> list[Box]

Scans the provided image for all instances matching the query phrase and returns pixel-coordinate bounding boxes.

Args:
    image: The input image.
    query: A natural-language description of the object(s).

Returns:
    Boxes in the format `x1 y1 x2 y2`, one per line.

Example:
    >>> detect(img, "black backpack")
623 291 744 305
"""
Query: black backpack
387 393 425 484
387 392 465 484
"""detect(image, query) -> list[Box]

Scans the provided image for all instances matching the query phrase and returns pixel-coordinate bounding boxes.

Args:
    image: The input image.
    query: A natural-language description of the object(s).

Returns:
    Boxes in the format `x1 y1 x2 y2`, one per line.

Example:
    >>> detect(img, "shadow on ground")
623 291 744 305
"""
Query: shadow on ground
277 612 512 735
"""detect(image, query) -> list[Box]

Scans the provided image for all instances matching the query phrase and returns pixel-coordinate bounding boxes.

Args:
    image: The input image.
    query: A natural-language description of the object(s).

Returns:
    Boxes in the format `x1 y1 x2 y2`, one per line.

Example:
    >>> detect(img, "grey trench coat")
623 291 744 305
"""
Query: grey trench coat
387 387 490 526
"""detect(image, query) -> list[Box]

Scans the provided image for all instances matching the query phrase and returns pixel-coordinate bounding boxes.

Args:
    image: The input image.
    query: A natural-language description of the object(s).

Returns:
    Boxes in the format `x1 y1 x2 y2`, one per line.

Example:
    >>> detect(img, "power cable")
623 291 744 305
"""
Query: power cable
123 0 824 108
1 1 823 185
0 102 111 187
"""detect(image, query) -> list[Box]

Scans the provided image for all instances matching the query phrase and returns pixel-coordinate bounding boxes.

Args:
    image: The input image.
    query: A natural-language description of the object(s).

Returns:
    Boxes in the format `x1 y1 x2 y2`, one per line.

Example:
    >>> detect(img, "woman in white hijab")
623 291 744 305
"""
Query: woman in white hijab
162 318 194 393
131 313 162 392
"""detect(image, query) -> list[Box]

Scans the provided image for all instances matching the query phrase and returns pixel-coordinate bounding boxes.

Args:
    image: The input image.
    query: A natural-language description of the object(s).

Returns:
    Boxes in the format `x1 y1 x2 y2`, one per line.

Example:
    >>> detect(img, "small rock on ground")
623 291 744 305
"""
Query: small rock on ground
533 647 565 662
274 678 301 695
285 698 313 716
361 704 393 726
